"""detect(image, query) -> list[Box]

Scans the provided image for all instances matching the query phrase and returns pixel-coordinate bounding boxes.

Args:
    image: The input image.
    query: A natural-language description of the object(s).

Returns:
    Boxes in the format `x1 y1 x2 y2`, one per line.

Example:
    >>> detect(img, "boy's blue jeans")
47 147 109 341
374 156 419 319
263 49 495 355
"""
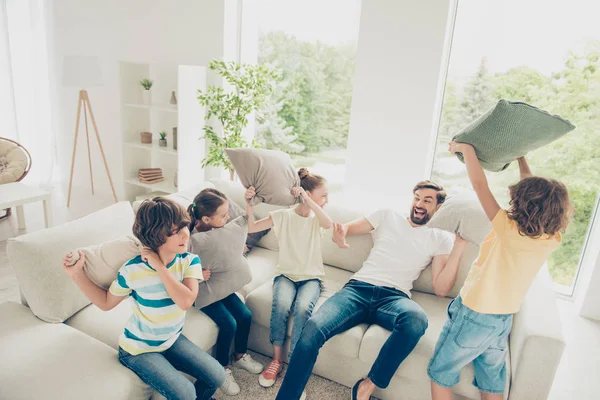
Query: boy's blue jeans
118 334 225 400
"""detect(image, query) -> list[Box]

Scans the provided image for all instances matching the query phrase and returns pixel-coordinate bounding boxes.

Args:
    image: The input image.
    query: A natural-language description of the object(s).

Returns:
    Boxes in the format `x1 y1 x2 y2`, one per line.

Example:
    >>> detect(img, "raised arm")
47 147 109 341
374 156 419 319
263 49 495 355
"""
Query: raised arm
63 252 126 311
293 187 333 229
245 186 274 234
449 142 500 221
332 217 374 249
143 249 198 310
517 156 532 180
431 235 468 297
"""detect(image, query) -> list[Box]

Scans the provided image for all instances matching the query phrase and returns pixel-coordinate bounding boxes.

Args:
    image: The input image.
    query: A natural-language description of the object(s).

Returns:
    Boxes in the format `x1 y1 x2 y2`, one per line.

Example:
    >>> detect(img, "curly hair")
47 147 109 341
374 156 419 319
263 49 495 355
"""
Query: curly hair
133 197 191 253
507 177 572 238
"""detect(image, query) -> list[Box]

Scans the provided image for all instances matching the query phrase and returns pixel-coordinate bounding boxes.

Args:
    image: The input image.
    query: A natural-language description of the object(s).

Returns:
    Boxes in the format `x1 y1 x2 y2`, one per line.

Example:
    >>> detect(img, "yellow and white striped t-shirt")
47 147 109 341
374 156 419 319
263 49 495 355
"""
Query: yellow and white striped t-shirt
109 252 203 355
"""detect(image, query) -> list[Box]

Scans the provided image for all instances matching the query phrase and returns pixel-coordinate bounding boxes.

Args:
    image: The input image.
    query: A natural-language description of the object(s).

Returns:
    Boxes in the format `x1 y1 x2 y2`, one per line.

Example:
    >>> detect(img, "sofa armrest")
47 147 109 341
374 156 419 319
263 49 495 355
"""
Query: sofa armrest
509 266 565 400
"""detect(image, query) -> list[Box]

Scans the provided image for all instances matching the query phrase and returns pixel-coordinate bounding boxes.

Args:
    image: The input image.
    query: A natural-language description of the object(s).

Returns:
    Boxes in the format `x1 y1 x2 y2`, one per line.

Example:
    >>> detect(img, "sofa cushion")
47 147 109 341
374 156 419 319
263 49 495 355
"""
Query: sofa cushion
225 148 301 206
428 190 492 246
357 292 509 399
242 246 279 297
453 99 575 172
191 216 252 309
0 301 151 400
245 265 368 359
65 300 219 352
7 201 136 323
66 236 142 289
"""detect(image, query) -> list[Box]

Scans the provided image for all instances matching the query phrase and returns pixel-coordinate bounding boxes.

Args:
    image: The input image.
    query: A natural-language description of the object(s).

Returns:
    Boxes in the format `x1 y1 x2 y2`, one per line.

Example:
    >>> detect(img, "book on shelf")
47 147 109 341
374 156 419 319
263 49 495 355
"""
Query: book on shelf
138 172 163 179
139 177 165 184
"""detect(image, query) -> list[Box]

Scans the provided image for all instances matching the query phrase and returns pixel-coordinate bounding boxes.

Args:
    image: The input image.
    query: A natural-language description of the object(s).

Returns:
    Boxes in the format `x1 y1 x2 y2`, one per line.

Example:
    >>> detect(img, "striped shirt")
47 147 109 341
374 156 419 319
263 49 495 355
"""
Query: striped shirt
109 252 203 355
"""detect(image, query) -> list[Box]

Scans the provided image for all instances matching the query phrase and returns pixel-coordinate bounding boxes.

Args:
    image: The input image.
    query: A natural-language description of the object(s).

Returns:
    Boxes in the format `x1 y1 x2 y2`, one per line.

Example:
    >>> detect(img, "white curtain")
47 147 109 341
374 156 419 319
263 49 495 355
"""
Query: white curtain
0 0 56 185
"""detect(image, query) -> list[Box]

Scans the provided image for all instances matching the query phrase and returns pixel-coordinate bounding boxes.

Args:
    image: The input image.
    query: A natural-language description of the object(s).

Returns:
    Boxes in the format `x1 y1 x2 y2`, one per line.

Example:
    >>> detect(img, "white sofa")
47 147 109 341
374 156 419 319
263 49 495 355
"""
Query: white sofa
0 179 565 400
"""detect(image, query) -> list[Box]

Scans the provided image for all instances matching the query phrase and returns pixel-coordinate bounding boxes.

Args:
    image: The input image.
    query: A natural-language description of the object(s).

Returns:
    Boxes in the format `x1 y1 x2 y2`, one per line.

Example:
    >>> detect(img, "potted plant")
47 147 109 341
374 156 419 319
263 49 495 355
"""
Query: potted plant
140 131 152 144
139 78 153 105
158 131 167 147
197 60 278 180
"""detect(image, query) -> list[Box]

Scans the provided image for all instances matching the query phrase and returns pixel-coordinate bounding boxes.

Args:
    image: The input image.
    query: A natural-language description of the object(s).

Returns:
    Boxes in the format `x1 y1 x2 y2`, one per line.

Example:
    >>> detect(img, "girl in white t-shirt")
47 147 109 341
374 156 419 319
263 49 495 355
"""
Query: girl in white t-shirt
245 168 333 390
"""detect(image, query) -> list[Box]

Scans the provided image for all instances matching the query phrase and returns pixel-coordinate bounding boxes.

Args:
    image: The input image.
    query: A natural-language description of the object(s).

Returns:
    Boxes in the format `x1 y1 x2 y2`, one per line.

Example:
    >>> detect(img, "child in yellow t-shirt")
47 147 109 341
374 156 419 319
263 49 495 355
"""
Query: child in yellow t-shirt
428 142 572 400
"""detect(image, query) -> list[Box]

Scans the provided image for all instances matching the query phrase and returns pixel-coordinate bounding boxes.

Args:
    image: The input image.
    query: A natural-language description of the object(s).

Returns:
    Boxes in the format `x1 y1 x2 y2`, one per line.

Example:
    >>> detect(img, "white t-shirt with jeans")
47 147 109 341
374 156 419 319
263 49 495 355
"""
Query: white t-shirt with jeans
352 209 454 297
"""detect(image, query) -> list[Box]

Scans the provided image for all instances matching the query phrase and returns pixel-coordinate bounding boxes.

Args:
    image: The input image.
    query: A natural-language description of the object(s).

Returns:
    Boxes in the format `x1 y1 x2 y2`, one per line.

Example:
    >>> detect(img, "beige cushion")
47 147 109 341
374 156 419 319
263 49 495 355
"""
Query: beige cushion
428 190 492 245
66 236 142 289
358 292 509 399
225 148 301 206
191 217 252 309
242 246 279 297
66 300 219 352
6 201 136 323
0 301 151 400
0 140 28 184
245 265 368 359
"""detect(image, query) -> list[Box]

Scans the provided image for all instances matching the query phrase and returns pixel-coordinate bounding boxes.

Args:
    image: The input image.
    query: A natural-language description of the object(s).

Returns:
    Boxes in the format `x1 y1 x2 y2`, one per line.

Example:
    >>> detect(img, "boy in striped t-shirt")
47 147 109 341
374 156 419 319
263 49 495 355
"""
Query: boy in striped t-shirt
63 197 225 400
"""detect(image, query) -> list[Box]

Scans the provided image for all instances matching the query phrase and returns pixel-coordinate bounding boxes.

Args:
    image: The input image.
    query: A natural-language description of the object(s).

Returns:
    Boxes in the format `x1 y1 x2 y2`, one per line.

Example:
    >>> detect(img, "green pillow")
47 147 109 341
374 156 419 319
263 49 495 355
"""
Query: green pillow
453 100 575 172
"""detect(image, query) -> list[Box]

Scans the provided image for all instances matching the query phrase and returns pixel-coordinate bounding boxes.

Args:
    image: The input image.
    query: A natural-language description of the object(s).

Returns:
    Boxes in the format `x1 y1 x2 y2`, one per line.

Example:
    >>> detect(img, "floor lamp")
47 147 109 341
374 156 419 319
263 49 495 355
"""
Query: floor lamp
62 55 117 207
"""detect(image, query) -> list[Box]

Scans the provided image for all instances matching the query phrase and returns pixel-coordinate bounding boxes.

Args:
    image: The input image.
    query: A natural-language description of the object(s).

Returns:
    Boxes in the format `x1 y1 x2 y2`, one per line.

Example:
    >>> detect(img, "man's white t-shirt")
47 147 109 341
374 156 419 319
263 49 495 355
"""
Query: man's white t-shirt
352 209 455 297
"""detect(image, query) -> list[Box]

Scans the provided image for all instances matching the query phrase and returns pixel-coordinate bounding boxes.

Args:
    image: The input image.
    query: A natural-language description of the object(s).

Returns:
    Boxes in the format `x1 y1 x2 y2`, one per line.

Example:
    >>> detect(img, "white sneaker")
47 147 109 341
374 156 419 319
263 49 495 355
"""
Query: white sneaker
233 353 264 374
220 368 241 396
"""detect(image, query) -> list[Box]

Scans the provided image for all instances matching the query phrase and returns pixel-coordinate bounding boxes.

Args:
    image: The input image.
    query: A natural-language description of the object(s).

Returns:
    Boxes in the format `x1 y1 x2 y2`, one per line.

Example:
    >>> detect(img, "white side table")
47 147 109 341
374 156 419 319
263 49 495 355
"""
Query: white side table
0 183 53 229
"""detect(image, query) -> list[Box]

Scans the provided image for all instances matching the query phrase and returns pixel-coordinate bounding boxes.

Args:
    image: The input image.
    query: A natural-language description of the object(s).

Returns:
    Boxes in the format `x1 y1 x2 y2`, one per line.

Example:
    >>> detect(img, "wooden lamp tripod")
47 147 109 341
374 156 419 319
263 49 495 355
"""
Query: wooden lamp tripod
62 55 117 207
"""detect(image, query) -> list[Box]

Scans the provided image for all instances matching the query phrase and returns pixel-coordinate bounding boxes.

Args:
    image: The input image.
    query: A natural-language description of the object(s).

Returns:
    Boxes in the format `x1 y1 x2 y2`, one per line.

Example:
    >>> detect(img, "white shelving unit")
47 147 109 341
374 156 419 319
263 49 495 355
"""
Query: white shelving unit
119 62 207 202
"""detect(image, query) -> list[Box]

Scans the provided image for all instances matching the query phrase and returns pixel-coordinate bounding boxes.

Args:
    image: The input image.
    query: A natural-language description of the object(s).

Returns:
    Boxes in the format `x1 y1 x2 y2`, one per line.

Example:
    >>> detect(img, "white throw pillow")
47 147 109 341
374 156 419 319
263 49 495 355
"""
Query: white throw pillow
7 202 136 323
67 236 142 289
427 190 492 245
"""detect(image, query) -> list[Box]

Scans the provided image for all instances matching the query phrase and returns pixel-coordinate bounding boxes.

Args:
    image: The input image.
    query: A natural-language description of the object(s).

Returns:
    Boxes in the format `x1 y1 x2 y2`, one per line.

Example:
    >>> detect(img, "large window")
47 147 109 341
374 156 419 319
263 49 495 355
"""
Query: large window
432 0 600 291
256 0 362 203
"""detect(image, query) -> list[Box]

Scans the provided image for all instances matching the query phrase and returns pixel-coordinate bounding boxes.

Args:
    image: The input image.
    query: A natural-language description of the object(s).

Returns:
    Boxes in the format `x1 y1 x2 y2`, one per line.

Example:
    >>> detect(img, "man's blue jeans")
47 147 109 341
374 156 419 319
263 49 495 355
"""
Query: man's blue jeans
276 279 428 400
119 334 225 400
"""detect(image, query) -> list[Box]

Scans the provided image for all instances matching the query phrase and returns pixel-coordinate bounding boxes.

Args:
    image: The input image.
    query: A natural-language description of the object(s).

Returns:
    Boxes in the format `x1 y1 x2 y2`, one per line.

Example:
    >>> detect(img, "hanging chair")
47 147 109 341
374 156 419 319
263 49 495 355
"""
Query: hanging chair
0 137 32 220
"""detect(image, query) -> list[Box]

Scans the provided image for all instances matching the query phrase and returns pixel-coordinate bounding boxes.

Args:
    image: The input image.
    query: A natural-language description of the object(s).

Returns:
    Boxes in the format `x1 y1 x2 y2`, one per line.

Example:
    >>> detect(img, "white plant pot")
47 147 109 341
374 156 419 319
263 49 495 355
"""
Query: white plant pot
142 90 152 105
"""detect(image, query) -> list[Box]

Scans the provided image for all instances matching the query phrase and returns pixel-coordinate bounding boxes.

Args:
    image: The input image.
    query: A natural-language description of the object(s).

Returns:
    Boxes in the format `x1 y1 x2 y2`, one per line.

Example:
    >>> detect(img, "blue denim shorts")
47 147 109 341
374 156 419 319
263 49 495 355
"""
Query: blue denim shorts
428 296 513 394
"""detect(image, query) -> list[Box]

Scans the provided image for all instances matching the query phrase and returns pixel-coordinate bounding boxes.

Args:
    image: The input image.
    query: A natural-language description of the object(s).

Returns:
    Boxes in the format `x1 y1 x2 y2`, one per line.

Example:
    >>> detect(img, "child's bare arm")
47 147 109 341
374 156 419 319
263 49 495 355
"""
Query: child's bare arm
449 142 500 221
245 186 274 233
63 252 126 311
517 156 532 180
292 187 334 229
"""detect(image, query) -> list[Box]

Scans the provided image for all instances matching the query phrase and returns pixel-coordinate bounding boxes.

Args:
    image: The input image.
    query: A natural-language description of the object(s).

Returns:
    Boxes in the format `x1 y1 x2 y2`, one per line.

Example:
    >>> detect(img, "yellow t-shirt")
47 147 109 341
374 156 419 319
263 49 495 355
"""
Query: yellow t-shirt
270 208 326 282
460 209 562 314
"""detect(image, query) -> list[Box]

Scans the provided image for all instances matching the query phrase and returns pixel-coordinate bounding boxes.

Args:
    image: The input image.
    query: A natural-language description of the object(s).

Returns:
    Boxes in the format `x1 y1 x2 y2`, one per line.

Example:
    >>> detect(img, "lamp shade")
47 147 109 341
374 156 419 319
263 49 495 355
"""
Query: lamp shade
61 55 103 88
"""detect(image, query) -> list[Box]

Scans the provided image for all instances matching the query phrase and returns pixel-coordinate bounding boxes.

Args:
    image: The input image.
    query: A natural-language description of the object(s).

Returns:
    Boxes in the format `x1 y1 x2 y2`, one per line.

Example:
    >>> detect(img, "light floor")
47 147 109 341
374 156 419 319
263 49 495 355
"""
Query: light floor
1 185 599 400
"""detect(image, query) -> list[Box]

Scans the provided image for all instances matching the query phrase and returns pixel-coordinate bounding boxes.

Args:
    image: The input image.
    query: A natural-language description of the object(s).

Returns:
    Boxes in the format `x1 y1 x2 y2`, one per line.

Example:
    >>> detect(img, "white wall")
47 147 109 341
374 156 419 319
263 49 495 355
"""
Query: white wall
576 201 600 320
51 0 239 199
344 0 455 211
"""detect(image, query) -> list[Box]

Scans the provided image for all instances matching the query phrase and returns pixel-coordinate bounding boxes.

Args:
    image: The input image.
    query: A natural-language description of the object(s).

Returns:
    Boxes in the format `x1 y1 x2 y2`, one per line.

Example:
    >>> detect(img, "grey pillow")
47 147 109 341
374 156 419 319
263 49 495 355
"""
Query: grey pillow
227 200 270 252
190 216 252 309
453 100 575 172
427 190 492 245
225 148 301 206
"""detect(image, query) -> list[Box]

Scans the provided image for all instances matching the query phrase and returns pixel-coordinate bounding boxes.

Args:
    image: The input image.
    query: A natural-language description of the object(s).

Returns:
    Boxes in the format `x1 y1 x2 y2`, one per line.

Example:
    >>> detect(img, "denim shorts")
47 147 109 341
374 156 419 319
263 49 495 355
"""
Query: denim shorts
428 296 513 394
